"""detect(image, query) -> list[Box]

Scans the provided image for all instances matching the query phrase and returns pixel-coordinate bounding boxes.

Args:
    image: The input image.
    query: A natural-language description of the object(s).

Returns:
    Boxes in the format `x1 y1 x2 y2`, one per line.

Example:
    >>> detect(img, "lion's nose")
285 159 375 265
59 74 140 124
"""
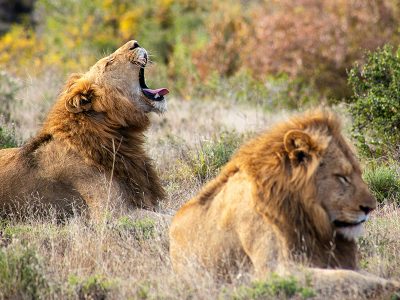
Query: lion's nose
359 205 373 215
130 41 140 50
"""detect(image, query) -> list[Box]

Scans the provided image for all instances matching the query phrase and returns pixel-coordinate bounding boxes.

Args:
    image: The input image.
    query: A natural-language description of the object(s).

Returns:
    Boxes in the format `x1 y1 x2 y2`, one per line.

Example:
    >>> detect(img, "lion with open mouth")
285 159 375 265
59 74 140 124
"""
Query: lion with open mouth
0 40 168 220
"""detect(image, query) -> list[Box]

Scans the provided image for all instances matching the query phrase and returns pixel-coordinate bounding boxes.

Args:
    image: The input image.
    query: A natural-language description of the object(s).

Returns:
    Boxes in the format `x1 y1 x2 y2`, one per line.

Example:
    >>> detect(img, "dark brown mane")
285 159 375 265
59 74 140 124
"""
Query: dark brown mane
40 79 165 209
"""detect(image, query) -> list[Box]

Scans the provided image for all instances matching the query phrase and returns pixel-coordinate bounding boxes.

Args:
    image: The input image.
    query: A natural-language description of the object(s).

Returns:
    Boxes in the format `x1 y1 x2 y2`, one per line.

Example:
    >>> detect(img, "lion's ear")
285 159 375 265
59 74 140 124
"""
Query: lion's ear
284 130 314 165
64 77 94 113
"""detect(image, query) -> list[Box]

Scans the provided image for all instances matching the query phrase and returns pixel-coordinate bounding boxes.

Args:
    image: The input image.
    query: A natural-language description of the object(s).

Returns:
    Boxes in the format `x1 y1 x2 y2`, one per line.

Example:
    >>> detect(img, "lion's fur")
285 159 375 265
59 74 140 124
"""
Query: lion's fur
0 41 165 219
170 109 399 296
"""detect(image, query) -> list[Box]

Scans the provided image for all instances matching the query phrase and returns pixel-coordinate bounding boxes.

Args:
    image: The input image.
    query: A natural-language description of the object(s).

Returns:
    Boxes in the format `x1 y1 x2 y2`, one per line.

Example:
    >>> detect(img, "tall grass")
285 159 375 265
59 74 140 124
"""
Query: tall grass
363 163 400 205
0 71 399 298
189 130 245 182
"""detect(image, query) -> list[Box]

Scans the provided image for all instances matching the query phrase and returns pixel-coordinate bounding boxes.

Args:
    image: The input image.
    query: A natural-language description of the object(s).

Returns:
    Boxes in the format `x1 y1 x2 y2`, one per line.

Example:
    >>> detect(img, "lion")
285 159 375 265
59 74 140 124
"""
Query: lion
169 110 400 298
0 40 168 220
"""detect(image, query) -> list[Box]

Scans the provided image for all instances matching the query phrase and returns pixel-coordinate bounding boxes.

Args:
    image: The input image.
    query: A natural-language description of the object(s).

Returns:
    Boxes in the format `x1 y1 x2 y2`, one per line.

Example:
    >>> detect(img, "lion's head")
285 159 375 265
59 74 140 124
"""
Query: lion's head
244 110 376 246
63 40 168 120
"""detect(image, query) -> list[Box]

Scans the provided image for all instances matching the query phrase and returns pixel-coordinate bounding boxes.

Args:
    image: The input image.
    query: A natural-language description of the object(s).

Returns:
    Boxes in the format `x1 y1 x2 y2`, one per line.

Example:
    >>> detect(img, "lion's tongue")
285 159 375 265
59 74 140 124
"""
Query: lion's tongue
142 88 169 99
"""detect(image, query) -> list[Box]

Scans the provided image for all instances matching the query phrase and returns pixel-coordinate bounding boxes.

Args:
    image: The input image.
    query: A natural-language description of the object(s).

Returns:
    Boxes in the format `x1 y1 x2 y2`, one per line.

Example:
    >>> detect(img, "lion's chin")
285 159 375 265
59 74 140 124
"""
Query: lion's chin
336 223 364 240
151 98 167 114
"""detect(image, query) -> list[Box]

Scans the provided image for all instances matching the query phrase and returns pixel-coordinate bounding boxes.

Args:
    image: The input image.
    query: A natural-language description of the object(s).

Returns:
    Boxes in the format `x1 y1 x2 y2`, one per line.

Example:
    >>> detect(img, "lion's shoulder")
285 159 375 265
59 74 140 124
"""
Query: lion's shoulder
19 133 53 168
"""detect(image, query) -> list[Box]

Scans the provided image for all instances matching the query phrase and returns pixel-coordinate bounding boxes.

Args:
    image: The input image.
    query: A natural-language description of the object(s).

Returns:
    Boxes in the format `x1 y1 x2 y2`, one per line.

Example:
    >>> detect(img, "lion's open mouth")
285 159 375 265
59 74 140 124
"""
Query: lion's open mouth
333 219 365 228
139 68 169 102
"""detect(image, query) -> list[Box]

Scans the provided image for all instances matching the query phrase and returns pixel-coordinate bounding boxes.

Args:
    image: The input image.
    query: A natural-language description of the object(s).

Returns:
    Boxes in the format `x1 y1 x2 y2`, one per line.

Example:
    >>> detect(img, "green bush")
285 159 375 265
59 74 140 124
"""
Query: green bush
0 71 21 122
0 247 49 299
68 274 112 300
348 45 400 158
0 124 18 149
363 163 400 204
190 130 244 182
116 216 156 240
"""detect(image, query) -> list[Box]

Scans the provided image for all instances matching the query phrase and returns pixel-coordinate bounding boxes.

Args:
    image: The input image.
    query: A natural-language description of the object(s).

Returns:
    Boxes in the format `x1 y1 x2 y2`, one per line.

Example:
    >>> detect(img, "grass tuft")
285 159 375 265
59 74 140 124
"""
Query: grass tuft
363 163 400 204
189 130 244 182
0 246 48 299
229 274 315 299
68 274 112 300
116 216 156 240
0 123 18 149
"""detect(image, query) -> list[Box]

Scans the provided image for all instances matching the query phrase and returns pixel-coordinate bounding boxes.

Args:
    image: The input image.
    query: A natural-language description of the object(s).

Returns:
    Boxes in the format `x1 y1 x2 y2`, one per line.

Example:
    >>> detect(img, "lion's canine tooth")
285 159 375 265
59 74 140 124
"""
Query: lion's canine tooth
155 93 160 99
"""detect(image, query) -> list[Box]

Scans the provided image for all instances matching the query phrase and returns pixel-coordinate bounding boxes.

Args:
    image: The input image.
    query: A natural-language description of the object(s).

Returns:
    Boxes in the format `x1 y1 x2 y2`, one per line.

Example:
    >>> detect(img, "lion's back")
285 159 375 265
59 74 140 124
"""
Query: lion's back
170 169 263 274
0 144 87 218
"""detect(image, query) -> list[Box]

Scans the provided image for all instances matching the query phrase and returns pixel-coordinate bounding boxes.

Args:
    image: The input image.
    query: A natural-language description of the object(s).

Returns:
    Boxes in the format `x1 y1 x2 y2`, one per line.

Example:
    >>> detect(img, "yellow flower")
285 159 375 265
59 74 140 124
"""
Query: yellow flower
119 9 143 39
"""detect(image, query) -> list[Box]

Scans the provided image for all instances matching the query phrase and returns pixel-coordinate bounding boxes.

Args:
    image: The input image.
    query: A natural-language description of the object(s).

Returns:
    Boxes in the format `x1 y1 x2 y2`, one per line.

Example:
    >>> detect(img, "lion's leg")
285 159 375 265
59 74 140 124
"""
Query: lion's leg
234 208 290 277
289 267 400 299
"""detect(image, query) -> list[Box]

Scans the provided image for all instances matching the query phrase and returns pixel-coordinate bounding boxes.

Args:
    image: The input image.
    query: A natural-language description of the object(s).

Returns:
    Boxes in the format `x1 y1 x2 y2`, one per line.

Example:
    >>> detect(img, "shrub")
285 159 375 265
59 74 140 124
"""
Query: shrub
116 216 156 240
0 247 49 299
0 71 22 122
192 2 250 79
189 130 244 182
195 0 400 99
348 45 400 158
363 163 400 205
0 124 18 148
0 0 207 93
68 274 111 300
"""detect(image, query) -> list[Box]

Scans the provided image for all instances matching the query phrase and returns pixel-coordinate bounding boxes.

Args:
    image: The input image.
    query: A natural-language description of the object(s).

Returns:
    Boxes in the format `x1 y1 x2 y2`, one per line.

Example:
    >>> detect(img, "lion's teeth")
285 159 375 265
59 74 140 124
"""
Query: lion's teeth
155 93 160 99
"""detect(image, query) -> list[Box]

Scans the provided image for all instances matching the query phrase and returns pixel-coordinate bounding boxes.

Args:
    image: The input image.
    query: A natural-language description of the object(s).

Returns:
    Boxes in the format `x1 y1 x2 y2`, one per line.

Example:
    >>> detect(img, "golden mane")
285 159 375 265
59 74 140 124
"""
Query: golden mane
171 109 375 269
195 110 359 268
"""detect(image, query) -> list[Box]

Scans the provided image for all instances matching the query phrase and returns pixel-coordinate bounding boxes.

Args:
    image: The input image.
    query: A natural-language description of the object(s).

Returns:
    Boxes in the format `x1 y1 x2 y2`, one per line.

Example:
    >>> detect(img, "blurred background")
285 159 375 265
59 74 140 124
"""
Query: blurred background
0 0 400 156
0 3 400 298
1 0 399 96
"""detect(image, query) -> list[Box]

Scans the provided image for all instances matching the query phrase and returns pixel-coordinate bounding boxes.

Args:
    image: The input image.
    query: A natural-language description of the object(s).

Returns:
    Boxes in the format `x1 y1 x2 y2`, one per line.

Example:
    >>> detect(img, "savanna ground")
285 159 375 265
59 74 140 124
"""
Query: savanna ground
1 92 400 299
1 0 400 299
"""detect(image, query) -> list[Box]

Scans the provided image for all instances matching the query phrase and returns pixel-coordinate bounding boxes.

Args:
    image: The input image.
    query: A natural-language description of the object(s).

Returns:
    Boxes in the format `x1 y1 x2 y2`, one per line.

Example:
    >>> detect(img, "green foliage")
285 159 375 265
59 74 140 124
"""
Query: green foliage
68 274 112 300
116 216 156 240
363 163 400 204
3 0 398 101
1 224 33 240
0 247 49 299
230 274 315 299
391 291 400 300
0 71 21 122
0 71 20 148
0 0 207 95
190 130 244 182
0 125 18 149
348 45 400 157
135 281 152 299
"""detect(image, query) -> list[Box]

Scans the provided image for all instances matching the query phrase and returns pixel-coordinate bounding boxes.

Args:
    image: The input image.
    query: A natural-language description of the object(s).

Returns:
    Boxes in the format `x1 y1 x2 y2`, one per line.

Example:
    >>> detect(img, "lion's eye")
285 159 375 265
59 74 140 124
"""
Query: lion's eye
336 175 350 185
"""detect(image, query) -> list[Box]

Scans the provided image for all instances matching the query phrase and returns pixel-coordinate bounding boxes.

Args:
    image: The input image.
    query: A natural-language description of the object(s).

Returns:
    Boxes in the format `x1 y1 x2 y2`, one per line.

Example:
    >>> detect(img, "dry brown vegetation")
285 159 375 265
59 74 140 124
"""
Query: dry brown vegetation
0 89 399 299
1 1 400 298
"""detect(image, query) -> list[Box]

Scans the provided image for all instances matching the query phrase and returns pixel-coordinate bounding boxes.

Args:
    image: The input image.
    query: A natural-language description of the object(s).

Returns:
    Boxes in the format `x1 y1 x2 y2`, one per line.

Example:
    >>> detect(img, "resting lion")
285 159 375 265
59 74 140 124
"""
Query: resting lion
0 40 168 219
170 110 399 298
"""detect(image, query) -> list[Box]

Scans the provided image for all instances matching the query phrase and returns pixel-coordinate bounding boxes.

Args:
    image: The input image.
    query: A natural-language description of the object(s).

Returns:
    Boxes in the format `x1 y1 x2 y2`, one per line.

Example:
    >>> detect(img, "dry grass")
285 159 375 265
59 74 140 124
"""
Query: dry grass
1 80 399 299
